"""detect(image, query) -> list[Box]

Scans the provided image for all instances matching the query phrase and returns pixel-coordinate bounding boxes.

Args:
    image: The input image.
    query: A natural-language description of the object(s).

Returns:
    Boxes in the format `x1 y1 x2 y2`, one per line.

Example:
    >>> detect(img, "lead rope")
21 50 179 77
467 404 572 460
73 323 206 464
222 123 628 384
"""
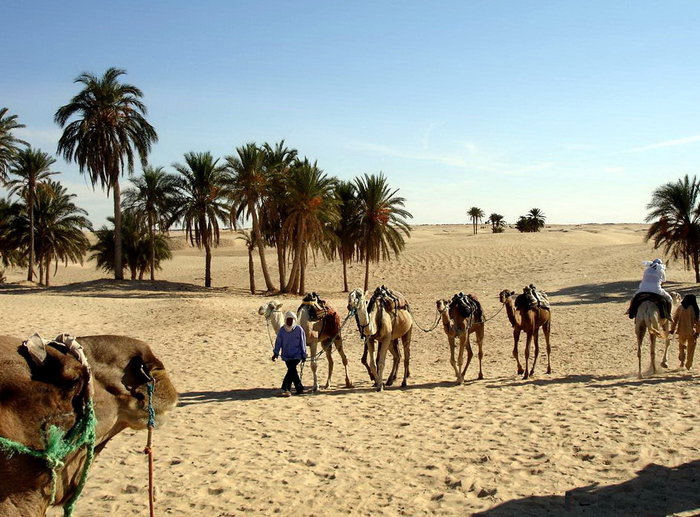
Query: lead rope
144 380 156 517
407 306 442 333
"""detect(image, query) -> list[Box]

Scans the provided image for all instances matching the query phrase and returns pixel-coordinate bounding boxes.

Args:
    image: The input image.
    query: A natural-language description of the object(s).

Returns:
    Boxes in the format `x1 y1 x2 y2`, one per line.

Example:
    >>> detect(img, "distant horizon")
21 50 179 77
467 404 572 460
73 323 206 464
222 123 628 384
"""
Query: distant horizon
4 1 700 227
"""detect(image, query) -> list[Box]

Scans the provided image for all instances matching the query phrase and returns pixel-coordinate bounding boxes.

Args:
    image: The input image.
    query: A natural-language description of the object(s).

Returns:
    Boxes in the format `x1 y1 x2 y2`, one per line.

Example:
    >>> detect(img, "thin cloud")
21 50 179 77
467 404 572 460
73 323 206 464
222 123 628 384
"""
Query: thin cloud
604 166 625 173
622 134 700 153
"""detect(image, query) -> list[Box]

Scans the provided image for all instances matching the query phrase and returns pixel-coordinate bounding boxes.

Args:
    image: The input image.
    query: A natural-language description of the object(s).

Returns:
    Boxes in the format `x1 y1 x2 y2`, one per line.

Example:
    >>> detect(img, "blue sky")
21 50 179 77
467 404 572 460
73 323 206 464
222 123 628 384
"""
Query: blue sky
3 1 700 225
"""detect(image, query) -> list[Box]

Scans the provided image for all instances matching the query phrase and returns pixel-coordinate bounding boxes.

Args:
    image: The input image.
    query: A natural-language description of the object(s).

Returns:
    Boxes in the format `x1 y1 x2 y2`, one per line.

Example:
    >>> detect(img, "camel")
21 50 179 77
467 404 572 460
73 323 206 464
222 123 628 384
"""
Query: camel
296 295 353 391
258 300 286 338
347 288 413 391
436 294 485 383
499 289 552 379
634 292 681 377
0 334 178 517
670 295 699 370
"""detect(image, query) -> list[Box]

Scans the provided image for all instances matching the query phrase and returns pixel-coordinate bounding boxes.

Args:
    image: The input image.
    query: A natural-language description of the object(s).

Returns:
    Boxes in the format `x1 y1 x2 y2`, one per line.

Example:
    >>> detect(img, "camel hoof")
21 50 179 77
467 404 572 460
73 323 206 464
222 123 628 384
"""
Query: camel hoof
346 382 354 389
376 384 384 392
517 367 524 375
546 367 551 374
401 380 407 388
661 361 668 369
478 373 484 380
386 379 394 387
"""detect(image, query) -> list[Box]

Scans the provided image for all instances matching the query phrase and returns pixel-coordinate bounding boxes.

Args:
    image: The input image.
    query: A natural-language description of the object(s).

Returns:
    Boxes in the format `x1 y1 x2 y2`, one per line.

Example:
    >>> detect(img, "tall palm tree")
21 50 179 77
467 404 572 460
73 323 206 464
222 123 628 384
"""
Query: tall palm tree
646 174 700 282
527 208 546 231
6 147 59 281
281 159 338 294
0 198 24 276
237 230 257 294
488 213 505 233
123 165 180 281
226 142 275 291
55 67 158 280
10 180 91 286
332 180 361 292
0 107 28 182
355 173 413 291
172 152 231 287
259 140 298 289
90 211 172 280
467 206 485 235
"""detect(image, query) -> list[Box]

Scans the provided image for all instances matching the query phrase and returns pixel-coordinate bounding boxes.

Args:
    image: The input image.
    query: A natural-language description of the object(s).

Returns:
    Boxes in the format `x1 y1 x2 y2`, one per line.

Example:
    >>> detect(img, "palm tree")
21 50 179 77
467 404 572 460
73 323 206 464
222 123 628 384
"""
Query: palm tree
90 211 172 280
55 67 158 281
123 165 180 281
0 108 28 182
355 173 413 291
515 208 546 232
467 206 485 235
6 147 59 281
10 180 91 286
332 180 361 292
172 152 231 287
646 175 700 282
0 198 24 279
259 140 298 289
487 213 505 233
226 143 275 291
237 230 257 294
282 159 338 294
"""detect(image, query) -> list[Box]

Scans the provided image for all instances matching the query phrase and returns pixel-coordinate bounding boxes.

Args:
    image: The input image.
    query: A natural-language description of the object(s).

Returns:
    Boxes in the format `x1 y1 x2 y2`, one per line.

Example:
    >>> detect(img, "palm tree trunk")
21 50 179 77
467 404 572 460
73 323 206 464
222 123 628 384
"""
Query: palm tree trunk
342 255 349 292
276 239 286 289
694 250 700 283
38 257 44 286
204 239 212 287
27 189 34 282
364 255 370 292
45 257 50 286
248 247 256 294
149 211 155 281
113 178 124 280
284 228 304 293
250 205 274 291
300 248 306 295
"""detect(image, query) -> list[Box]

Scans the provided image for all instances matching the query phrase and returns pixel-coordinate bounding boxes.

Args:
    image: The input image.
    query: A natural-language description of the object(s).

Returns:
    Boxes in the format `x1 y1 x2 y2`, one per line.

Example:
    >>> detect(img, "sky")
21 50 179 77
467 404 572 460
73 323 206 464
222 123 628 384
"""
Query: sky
3 1 700 226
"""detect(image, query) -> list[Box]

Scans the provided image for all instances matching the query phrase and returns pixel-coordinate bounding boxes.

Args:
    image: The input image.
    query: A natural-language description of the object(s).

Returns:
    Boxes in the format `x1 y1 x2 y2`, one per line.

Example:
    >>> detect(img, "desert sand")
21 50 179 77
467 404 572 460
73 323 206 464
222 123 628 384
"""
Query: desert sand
2 224 699 516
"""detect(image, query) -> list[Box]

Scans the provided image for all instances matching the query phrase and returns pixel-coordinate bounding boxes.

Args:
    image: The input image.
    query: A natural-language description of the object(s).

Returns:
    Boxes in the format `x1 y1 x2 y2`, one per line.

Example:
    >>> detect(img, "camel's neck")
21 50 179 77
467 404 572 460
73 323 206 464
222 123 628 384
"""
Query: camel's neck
356 301 376 336
504 299 520 327
267 311 284 333
440 309 453 334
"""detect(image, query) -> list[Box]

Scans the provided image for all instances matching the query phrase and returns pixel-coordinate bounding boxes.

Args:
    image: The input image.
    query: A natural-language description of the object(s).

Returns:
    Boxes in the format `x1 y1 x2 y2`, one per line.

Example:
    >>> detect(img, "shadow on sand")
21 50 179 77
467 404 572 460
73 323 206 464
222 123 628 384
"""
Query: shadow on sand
485 372 695 389
474 460 700 517
548 280 693 307
0 279 251 299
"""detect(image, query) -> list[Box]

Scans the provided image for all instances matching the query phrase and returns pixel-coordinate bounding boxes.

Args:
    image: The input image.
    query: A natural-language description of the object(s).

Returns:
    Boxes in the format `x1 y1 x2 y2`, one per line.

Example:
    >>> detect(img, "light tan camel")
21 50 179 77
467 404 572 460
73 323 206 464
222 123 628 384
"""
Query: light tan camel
499 289 552 379
296 298 353 391
436 296 485 383
347 288 413 391
670 296 699 370
635 292 681 377
0 334 178 517
258 300 286 337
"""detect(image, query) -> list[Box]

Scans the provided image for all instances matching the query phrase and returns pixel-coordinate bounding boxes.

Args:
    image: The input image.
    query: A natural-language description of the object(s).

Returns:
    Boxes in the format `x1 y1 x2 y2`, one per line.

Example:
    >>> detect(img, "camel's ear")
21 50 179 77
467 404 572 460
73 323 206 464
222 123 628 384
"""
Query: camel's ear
22 334 48 366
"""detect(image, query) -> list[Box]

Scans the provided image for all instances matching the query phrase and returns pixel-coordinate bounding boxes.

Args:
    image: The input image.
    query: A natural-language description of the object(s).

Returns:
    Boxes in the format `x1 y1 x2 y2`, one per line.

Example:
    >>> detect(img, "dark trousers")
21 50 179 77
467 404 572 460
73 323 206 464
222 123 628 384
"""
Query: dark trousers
282 359 304 393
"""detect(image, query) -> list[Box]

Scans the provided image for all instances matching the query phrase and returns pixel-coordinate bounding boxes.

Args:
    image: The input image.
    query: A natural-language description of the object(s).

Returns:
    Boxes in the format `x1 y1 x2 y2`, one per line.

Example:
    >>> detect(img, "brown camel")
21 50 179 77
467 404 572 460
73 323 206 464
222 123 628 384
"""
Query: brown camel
670 295 699 370
0 334 178 517
297 295 353 391
347 288 413 391
499 289 552 379
436 294 485 383
635 292 681 377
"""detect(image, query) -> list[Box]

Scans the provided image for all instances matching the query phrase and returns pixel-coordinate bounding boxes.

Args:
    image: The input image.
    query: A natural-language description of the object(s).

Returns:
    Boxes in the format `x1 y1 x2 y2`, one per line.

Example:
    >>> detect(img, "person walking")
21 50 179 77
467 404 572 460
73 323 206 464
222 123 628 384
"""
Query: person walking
272 311 307 396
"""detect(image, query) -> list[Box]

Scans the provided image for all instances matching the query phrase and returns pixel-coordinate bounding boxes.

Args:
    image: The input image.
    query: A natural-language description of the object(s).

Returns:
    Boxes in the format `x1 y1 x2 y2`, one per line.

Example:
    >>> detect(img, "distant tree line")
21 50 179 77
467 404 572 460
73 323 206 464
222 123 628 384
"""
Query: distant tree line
466 206 545 234
0 68 413 292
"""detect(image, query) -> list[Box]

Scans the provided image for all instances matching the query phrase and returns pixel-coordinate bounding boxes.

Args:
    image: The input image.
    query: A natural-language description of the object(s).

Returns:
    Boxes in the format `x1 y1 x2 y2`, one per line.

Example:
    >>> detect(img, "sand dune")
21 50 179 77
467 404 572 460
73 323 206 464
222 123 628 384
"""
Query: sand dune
2 224 699 516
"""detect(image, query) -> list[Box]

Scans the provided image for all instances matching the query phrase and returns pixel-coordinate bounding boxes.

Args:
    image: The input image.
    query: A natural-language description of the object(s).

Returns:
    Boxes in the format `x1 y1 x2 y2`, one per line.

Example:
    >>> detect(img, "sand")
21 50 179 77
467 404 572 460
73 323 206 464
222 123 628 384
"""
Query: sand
2 224 699 516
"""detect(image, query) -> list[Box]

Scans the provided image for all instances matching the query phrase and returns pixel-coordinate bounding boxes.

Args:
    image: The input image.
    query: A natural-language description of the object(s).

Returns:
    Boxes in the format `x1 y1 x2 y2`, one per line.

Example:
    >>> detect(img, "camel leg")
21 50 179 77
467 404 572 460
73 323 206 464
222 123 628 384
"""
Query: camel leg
529 328 540 377
650 333 657 375
323 343 334 390
367 339 379 387
400 329 412 388
386 339 400 386
513 328 523 375
523 332 532 380
661 323 671 369
461 334 473 382
309 342 320 392
448 335 460 383
375 338 391 392
361 340 375 382
456 334 466 384
687 335 696 369
475 325 485 380
335 338 353 388
543 320 552 374
637 325 645 379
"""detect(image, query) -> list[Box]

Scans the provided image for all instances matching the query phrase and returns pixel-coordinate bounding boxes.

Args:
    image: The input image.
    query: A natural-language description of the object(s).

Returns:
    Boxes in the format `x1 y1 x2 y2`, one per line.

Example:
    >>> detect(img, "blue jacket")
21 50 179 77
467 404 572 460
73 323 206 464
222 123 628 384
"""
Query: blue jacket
274 325 307 361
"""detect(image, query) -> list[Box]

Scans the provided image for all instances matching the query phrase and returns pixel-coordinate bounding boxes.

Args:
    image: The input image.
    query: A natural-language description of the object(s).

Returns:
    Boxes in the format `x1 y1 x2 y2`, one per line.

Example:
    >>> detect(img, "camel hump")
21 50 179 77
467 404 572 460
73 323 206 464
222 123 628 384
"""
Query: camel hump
523 285 550 311
369 286 409 313
449 292 483 321
629 292 671 320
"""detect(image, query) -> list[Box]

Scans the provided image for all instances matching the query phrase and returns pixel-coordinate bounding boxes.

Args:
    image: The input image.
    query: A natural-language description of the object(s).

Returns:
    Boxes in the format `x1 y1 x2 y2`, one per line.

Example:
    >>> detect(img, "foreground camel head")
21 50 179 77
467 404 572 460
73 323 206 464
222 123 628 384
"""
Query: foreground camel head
436 299 450 312
347 288 366 312
0 334 177 516
258 300 283 319
499 289 516 304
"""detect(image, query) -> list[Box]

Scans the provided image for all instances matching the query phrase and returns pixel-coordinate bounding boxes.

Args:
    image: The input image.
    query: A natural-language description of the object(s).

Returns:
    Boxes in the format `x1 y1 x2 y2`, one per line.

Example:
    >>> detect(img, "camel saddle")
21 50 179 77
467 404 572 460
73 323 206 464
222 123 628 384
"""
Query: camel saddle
368 286 409 315
522 285 550 311
300 292 341 336
628 292 671 320
681 294 700 319
449 292 483 322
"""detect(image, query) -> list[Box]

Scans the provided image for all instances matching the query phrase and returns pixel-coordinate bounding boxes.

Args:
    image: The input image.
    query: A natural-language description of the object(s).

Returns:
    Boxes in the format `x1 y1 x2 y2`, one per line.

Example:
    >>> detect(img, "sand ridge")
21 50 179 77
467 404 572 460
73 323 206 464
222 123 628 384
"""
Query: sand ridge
2 224 699 516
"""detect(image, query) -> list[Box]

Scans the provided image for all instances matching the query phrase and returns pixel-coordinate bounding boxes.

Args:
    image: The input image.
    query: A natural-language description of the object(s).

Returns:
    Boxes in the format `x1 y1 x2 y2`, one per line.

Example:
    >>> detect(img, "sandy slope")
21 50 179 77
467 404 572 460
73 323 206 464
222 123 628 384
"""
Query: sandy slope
2 224 699 516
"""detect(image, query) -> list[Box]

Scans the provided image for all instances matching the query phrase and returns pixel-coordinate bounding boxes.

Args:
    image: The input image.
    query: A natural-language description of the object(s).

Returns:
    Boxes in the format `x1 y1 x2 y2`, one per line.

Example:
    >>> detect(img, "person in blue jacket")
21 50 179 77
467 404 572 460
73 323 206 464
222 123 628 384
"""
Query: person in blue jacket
272 311 308 396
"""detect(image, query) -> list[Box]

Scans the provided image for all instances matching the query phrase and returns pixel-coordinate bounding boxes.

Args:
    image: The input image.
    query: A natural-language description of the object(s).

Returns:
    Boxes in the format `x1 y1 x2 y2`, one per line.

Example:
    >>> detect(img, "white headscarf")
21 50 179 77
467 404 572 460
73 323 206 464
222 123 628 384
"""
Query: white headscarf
283 311 297 332
642 258 665 270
